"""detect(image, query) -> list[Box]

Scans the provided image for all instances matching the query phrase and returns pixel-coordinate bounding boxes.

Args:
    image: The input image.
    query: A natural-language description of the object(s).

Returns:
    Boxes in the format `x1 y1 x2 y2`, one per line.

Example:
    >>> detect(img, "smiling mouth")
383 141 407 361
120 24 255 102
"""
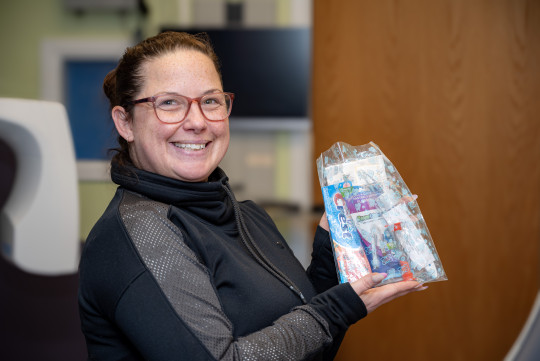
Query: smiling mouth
173 143 207 150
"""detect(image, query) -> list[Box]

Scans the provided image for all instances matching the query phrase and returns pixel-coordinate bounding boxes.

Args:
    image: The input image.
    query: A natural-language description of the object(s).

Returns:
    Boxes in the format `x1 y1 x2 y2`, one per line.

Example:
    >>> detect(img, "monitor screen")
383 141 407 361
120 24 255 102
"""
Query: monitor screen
65 60 119 159
162 27 311 119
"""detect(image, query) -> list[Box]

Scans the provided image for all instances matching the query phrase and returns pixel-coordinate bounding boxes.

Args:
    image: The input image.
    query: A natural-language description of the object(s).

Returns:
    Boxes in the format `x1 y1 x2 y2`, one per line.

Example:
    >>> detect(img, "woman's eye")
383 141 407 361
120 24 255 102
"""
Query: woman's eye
157 97 184 109
159 98 178 106
203 96 225 106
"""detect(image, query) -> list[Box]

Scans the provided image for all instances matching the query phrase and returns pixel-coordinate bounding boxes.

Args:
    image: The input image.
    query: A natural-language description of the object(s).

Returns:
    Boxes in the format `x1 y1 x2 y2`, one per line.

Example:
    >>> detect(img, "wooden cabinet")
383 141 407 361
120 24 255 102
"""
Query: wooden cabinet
312 1 540 359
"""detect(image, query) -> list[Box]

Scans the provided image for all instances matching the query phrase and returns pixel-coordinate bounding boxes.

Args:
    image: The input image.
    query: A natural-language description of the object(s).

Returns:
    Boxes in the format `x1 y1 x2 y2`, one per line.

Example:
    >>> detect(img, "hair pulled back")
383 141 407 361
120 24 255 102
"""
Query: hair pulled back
103 31 221 168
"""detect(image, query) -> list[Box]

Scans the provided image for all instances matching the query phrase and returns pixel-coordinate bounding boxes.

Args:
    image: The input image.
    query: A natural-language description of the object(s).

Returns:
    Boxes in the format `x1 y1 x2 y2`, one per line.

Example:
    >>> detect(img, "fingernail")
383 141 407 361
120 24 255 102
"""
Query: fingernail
414 283 425 289
372 273 387 284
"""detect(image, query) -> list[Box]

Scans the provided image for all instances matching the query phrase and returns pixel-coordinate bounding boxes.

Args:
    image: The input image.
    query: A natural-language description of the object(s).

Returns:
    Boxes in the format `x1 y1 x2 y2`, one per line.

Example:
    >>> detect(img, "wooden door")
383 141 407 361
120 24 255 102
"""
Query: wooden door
312 1 540 359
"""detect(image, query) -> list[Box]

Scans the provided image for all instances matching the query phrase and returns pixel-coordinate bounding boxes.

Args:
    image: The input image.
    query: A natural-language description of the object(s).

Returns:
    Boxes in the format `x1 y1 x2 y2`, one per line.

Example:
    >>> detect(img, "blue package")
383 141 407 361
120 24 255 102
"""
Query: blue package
322 184 372 283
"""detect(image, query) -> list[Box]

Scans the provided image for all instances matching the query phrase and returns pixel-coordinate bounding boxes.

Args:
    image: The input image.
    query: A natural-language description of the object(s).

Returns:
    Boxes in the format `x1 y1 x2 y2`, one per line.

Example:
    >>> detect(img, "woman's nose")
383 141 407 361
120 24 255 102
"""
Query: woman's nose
182 100 208 131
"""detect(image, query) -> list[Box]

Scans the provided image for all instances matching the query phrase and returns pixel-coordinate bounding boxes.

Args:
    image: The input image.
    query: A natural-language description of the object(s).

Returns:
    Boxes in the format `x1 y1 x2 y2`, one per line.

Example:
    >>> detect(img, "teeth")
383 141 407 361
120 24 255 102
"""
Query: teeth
174 143 206 150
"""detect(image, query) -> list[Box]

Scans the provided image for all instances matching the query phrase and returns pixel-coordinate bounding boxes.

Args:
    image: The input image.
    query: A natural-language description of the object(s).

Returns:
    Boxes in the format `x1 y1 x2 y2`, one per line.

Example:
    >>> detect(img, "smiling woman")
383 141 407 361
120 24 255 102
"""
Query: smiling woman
110 49 231 182
77 31 424 361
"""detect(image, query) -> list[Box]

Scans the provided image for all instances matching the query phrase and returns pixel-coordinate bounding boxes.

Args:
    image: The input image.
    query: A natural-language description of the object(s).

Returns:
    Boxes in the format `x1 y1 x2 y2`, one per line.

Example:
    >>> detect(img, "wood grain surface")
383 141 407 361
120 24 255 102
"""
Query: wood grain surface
312 0 540 359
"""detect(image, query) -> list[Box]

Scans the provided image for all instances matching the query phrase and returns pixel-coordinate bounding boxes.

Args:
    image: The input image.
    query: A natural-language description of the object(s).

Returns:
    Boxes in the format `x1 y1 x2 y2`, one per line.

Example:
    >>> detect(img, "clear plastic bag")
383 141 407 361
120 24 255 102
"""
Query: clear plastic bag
317 141 447 286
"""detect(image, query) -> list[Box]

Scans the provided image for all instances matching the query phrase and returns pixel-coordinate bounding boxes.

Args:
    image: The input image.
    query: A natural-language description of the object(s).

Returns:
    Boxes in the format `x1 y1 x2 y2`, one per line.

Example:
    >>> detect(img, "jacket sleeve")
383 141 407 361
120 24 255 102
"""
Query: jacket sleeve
113 205 366 361
305 226 357 360
307 226 340 294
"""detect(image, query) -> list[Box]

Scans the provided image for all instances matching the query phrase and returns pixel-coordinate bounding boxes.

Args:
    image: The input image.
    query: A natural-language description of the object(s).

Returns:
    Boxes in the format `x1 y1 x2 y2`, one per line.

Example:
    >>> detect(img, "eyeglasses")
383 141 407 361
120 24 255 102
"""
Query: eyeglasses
128 92 234 123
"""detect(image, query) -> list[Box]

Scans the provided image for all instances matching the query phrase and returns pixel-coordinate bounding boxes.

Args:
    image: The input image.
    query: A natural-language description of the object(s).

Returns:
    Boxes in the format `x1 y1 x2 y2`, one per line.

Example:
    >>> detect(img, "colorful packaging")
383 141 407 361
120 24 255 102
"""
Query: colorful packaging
317 141 447 286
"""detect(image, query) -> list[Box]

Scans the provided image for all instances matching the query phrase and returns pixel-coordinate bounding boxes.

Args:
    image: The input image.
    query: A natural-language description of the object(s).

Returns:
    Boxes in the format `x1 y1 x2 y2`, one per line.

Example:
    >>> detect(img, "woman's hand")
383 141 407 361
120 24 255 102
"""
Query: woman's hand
351 273 427 314
319 212 329 232
399 194 418 204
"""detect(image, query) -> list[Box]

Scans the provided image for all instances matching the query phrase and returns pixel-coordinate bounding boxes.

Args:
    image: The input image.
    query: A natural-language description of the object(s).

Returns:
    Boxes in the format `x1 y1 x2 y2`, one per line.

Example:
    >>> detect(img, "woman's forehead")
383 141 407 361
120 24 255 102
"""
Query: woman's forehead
143 49 216 74
140 50 221 94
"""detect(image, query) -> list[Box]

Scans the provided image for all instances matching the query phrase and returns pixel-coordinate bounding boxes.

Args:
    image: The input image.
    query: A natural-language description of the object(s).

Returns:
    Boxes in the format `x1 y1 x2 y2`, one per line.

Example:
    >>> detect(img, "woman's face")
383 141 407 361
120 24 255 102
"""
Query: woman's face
117 49 229 182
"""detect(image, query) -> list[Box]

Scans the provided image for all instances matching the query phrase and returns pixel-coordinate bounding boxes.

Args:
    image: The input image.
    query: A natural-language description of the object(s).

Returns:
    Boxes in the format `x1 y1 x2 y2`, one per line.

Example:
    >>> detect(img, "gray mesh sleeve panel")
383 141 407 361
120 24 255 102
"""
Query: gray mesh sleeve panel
119 191 332 360
237 306 332 361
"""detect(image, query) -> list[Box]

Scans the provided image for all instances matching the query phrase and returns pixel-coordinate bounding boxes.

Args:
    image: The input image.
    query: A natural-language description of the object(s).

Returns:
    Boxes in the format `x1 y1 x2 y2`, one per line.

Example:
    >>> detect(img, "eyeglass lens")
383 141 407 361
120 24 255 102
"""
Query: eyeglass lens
154 93 231 123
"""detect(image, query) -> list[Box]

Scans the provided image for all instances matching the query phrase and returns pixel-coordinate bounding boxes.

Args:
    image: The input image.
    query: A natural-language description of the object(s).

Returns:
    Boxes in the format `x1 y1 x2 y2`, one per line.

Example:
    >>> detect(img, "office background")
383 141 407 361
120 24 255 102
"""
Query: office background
1 0 540 360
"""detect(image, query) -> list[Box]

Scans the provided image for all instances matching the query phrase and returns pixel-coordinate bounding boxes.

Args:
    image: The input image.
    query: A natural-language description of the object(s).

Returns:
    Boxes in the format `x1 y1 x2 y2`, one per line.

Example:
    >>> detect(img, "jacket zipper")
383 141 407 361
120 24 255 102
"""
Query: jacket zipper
221 182 307 304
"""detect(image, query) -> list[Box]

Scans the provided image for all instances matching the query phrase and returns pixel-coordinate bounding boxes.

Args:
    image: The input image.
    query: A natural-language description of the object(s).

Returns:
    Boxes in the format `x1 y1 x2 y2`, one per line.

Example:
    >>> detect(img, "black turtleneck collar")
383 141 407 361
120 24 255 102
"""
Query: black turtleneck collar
110 163 236 227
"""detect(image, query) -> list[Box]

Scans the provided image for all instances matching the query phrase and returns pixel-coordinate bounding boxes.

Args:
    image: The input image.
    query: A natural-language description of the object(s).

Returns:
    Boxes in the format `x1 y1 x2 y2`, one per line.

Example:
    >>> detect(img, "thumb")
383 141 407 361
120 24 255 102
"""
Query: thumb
319 212 329 231
351 273 387 295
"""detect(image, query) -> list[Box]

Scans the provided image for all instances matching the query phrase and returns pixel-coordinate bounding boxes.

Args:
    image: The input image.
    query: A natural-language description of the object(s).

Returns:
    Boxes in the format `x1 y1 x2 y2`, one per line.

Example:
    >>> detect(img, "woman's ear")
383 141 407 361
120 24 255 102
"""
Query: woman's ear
112 106 134 142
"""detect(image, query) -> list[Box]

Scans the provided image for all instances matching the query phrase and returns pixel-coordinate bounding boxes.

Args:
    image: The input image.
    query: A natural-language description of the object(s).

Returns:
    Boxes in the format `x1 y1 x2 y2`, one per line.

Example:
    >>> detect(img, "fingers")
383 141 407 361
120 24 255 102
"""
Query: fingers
400 194 418 204
382 281 426 301
354 278 427 314
414 283 428 291
350 273 387 295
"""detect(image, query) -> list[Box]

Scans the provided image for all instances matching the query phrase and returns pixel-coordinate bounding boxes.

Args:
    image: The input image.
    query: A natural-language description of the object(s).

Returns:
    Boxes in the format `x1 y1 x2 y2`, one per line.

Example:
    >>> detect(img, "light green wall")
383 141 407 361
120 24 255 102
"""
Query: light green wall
3 1 120 98
0 0 183 240
78 182 118 239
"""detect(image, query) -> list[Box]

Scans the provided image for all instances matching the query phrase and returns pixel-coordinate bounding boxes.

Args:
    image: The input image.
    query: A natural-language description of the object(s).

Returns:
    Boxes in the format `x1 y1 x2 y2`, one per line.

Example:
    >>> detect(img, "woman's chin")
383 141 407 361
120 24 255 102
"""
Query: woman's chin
170 165 213 183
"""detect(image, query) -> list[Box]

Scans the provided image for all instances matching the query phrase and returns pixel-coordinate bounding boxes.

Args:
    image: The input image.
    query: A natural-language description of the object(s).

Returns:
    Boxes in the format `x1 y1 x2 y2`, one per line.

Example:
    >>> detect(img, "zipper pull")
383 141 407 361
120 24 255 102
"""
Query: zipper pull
290 285 307 304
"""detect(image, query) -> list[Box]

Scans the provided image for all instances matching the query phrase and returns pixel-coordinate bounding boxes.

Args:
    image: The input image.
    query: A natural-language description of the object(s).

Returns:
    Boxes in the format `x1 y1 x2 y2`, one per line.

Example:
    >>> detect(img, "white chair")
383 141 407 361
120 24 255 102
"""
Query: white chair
0 97 79 275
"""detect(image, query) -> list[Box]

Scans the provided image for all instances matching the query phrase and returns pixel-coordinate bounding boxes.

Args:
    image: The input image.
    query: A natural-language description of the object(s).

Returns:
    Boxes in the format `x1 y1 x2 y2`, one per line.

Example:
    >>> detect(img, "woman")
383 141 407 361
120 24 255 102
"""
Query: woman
78 31 425 361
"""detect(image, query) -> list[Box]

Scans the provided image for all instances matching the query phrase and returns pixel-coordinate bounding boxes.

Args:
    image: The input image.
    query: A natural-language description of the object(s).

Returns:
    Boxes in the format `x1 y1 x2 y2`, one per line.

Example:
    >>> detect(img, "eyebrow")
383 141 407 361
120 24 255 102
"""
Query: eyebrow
156 89 224 97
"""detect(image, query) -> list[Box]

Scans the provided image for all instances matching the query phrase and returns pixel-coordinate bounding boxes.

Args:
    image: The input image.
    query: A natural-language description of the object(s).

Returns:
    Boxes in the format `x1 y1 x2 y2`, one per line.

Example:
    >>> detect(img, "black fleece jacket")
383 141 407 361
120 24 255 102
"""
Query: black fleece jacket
78 165 367 361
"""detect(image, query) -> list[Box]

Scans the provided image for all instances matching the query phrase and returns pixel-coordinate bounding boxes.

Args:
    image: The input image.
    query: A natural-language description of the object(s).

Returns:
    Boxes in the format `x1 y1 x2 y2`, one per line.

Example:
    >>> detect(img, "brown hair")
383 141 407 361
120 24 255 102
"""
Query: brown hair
103 31 222 168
